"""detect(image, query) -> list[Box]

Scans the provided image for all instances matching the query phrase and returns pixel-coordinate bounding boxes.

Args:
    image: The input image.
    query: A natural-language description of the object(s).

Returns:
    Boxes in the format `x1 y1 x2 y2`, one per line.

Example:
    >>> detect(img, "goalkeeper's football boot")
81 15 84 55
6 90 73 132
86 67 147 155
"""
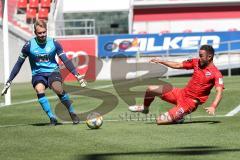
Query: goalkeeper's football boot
49 117 58 126
128 105 149 114
69 112 80 125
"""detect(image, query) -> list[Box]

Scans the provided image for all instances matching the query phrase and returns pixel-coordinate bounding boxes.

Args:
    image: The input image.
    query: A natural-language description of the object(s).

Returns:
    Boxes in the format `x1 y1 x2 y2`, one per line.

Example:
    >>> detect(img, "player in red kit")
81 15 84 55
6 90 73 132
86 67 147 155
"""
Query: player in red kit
129 45 224 125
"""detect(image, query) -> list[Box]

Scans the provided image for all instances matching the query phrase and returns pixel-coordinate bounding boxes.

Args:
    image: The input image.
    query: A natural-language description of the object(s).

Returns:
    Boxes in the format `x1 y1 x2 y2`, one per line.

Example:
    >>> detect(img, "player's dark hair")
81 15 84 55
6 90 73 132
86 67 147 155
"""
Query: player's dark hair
200 45 215 57
34 19 47 31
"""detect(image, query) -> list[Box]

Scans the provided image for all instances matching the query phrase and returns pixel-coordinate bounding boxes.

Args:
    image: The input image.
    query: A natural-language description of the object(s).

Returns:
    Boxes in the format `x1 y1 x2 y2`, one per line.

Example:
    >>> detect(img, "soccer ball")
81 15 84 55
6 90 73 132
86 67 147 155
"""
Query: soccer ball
86 112 103 129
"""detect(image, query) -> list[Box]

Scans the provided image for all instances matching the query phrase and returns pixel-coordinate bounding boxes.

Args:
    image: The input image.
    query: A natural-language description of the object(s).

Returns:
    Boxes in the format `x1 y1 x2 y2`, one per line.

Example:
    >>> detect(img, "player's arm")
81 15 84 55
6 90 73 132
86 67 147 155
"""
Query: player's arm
1 42 29 96
150 58 184 69
205 73 224 115
54 40 87 87
1 56 26 96
204 86 223 115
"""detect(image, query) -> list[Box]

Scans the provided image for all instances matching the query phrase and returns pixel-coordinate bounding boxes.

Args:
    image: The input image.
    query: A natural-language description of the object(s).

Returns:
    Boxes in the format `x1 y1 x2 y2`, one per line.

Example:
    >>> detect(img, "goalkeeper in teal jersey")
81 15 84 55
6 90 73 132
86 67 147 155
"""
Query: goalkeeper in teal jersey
1 19 87 125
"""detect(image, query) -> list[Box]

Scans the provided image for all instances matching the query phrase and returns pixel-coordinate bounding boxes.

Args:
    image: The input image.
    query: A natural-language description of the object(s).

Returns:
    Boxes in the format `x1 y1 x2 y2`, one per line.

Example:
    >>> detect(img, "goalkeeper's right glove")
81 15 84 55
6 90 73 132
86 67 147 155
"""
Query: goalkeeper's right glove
75 74 87 88
1 82 11 96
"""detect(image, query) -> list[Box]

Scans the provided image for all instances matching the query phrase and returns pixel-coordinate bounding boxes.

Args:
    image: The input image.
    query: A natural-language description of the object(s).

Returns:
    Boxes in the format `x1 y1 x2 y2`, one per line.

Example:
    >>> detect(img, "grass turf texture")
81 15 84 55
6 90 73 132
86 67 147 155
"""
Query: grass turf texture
0 76 240 160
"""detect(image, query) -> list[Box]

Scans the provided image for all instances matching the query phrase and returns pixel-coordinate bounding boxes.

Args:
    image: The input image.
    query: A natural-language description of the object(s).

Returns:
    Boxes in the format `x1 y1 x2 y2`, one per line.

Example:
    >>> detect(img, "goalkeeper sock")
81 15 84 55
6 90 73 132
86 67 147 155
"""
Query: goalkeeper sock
38 94 55 119
58 92 75 113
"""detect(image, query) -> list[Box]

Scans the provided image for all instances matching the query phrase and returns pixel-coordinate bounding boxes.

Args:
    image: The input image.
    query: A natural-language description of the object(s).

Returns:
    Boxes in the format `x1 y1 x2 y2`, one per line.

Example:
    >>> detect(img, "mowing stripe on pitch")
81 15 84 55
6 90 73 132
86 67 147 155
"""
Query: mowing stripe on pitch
0 79 181 108
0 79 185 108
0 84 114 108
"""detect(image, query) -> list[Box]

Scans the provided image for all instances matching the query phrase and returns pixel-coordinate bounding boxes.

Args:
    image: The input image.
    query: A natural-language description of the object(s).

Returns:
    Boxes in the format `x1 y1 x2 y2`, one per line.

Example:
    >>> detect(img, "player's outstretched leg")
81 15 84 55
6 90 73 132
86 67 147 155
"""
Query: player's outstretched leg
129 85 163 114
58 91 80 124
38 93 58 126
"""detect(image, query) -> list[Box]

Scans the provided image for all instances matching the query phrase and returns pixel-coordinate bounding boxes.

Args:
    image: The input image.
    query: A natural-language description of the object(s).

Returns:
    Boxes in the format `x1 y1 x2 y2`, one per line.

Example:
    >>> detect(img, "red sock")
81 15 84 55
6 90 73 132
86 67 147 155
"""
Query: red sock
143 90 155 108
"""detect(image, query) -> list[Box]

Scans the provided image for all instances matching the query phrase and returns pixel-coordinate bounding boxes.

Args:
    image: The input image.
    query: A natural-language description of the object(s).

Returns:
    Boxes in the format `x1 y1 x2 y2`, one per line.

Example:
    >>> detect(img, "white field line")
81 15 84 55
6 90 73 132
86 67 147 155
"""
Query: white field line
225 104 240 116
0 114 227 128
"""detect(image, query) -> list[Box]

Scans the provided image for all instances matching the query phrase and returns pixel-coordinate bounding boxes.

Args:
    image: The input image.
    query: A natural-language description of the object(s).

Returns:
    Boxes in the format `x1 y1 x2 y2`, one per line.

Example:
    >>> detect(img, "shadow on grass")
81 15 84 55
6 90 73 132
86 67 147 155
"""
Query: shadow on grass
77 146 240 160
0 121 83 128
30 122 63 126
0 122 64 128
144 120 221 125
183 120 221 124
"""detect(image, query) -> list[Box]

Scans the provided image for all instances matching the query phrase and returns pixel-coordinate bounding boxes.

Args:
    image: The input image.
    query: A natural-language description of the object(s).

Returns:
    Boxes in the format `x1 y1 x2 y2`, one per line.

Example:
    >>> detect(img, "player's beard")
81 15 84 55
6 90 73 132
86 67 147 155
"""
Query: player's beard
199 60 208 68
37 35 47 43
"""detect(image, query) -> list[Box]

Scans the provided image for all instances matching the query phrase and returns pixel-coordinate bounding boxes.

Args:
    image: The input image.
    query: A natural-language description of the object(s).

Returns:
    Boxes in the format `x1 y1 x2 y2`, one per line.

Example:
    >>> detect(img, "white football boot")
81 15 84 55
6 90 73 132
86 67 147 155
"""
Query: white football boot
128 105 149 114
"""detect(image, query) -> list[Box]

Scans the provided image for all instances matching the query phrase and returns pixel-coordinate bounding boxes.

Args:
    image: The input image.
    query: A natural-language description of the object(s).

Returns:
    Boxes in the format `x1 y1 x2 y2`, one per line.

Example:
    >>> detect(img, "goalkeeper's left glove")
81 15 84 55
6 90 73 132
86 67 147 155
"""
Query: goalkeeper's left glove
75 74 87 88
1 82 11 96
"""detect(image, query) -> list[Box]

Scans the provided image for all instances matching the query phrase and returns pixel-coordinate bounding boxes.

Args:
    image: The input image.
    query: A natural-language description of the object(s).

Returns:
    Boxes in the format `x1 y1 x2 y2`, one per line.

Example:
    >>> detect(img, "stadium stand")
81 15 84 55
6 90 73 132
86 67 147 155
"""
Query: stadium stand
17 0 27 14
40 0 51 9
138 31 147 34
0 0 55 39
26 8 37 24
8 0 18 22
38 7 49 20
0 1 2 18
228 28 238 31
29 0 39 11
205 29 215 32
133 1 240 34
18 0 52 24
1 0 240 83
183 29 192 33
159 30 170 34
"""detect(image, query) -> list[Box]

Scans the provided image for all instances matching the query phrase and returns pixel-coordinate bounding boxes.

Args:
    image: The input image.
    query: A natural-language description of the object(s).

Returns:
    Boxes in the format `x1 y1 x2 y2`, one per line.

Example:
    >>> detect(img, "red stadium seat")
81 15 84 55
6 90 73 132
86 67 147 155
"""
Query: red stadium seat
183 29 192 33
0 2 2 17
205 29 215 32
38 8 49 20
138 31 147 34
228 28 237 32
26 8 37 24
17 0 28 14
29 0 39 10
160 30 170 34
41 0 51 8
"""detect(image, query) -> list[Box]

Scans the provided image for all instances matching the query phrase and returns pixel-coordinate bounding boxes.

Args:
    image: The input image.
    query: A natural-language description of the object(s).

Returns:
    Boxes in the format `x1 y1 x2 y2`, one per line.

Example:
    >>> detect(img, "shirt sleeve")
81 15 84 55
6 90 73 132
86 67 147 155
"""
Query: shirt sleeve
182 58 195 69
54 39 64 55
7 57 25 83
20 41 30 59
214 71 224 89
54 39 78 76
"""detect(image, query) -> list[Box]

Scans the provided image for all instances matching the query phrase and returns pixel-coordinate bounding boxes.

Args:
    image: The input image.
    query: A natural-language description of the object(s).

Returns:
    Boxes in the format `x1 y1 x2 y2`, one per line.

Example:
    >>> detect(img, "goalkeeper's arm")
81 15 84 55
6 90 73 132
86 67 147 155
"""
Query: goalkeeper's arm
58 53 78 76
1 57 25 96
54 39 87 87
58 53 87 87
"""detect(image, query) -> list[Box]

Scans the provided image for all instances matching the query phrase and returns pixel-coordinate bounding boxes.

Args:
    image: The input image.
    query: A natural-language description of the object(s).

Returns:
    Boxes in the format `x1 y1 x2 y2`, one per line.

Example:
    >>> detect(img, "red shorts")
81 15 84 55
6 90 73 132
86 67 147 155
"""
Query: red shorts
161 88 198 121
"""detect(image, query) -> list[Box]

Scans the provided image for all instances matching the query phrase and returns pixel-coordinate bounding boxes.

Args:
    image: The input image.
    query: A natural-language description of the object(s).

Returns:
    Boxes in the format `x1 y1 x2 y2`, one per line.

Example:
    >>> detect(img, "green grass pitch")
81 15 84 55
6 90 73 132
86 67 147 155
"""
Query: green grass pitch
0 76 240 160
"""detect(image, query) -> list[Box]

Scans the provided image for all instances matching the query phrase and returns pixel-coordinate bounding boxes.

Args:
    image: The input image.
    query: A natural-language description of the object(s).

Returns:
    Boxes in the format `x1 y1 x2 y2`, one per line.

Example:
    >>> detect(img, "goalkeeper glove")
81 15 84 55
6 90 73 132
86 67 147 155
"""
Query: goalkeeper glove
1 82 11 96
75 74 87 88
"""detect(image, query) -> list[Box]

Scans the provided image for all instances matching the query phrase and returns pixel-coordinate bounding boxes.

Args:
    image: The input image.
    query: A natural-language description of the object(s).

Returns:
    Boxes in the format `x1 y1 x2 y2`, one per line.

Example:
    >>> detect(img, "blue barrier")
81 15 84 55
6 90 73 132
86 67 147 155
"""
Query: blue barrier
98 31 240 58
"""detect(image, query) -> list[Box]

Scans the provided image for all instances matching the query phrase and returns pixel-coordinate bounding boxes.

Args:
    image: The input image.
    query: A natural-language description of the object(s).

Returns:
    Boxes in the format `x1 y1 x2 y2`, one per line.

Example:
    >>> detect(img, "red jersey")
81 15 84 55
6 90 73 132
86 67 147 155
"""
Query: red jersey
182 58 224 104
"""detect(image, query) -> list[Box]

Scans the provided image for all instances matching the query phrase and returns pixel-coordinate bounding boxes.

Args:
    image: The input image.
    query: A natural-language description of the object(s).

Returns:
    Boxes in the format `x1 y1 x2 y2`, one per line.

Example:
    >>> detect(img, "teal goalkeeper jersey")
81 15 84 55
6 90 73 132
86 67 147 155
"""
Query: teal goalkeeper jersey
20 37 63 76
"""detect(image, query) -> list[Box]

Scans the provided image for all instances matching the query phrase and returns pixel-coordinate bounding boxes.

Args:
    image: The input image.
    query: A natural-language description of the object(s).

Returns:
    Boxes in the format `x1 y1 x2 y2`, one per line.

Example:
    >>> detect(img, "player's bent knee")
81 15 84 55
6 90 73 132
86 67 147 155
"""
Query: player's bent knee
147 85 163 95
35 84 46 93
147 85 157 91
